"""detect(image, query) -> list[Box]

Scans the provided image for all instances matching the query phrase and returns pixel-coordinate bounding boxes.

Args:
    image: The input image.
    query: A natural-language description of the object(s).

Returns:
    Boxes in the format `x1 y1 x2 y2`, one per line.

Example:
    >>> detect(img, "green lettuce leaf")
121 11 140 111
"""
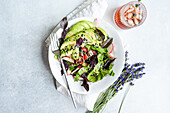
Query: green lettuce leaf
74 67 88 82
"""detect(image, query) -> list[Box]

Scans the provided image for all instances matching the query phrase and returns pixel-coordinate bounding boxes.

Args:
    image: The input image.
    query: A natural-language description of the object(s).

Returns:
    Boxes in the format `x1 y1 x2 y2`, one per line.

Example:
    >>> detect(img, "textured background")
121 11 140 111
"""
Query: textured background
0 0 170 113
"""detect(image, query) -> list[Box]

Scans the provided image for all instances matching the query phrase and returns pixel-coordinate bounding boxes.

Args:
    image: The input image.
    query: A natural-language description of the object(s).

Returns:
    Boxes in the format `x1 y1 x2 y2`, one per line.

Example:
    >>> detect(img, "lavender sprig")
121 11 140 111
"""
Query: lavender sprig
88 51 146 113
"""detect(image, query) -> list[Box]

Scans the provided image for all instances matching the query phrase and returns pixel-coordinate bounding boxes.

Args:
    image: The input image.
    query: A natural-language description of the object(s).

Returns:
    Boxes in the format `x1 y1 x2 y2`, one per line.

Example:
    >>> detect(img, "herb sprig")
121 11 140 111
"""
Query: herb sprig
88 51 146 113
133 0 142 17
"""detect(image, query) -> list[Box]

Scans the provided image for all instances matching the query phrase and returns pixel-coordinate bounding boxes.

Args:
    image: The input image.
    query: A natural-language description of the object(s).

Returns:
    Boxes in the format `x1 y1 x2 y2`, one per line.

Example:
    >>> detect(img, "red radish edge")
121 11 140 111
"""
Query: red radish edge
110 56 114 58
71 64 74 67
109 43 114 54
61 56 74 63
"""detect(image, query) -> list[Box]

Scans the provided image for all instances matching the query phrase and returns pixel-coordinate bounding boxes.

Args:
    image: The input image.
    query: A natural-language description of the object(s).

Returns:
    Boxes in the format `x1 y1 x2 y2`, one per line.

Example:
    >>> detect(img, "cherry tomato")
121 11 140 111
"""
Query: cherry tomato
82 47 88 53
84 54 88 60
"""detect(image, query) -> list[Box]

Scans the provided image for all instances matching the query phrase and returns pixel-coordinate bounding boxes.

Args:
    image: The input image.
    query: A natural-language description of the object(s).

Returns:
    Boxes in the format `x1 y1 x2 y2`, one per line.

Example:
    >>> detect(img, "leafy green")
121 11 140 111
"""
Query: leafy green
74 67 88 82
97 53 104 62
110 70 115 76
85 44 91 50
74 76 79 82
101 64 115 78
91 46 107 54
65 61 77 71
87 53 114 82
87 75 97 82
72 47 79 60
54 55 58 59
70 66 75 71
78 67 88 75
96 73 103 81
85 44 108 54
87 63 114 82
87 62 103 82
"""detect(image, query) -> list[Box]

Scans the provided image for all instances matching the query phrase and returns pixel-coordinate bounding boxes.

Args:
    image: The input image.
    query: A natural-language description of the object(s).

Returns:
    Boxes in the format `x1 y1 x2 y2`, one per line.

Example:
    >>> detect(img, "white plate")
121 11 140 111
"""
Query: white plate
48 17 125 94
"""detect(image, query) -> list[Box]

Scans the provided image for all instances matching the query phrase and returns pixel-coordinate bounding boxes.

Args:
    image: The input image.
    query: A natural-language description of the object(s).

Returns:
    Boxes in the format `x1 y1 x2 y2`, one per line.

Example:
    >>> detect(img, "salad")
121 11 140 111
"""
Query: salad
55 18 116 91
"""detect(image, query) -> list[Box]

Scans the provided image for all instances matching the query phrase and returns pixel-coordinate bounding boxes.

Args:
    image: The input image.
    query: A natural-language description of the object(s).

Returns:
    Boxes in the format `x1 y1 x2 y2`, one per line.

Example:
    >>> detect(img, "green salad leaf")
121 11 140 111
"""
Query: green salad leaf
97 53 104 62
91 46 107 54
58 20 116 91
74 67 88 81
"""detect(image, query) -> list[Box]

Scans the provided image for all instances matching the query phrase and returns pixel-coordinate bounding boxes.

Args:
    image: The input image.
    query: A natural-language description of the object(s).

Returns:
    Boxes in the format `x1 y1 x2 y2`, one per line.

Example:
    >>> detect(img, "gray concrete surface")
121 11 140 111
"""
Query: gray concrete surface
1 0 170 113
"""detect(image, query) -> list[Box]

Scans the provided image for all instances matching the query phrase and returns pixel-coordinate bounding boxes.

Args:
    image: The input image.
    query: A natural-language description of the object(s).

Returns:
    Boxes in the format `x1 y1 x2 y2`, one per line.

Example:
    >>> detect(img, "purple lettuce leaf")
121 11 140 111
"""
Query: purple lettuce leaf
81 79 89 91
101 38 113 48
62 28 70 40
89 55 98 70
95 28 105 42
60 17 68 30
76 38 84 47
60 61 69 75
80 73 88 78
104 58 116 70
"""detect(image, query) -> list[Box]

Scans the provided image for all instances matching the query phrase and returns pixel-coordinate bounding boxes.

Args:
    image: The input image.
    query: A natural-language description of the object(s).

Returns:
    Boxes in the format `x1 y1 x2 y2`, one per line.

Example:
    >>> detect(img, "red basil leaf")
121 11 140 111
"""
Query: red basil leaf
81 79 89 91
60 61 69 76
62 28 70 40
95 28 105 42
63 61 69 71
89 55 98 70
80 73 88 78
101 38 113 48
60 17 68 30
104 58 116 69
76 38 83 47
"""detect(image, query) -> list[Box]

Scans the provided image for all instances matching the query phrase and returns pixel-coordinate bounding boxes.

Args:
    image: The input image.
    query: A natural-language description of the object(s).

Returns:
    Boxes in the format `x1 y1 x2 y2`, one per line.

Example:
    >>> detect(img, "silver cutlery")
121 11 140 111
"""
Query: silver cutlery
50 33 77 109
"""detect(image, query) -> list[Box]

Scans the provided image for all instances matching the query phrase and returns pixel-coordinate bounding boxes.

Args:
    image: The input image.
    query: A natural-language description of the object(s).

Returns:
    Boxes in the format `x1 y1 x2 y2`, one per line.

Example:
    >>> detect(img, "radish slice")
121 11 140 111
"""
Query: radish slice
62 56 74 63
107 43 114 58
109 43 114 54
110 56 114 58
71 66 81 74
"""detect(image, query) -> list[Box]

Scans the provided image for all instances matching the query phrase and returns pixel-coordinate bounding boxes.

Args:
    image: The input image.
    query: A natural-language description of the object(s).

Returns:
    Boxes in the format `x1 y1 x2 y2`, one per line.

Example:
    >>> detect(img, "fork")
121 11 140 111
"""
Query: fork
50 33 77 109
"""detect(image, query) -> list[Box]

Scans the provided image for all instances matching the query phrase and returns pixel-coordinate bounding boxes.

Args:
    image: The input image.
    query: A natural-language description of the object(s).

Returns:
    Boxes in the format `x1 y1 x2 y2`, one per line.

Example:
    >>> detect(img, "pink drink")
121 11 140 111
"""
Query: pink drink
114 1 147 29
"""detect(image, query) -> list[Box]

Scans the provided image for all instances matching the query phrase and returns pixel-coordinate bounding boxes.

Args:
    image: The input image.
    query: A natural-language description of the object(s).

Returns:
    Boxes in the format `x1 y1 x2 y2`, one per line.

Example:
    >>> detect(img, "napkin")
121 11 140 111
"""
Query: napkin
46 0 109 111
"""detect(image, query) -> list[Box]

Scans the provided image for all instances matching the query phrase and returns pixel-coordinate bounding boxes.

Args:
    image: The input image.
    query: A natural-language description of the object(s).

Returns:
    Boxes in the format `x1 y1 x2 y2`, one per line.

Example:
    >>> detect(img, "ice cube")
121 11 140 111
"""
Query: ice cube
134 18 139 25
124 16 128 20
136 13 142 20
127 13 133 19
127 19 135 26
126 8 134 13
125 5 135 14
